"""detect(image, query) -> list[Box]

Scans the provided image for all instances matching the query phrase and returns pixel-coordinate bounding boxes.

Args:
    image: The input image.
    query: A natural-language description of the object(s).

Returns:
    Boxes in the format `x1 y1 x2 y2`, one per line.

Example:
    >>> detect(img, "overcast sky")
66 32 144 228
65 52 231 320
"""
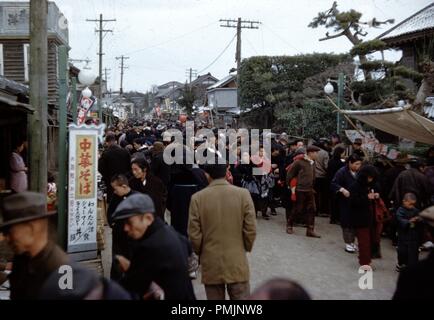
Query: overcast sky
24 0 434 92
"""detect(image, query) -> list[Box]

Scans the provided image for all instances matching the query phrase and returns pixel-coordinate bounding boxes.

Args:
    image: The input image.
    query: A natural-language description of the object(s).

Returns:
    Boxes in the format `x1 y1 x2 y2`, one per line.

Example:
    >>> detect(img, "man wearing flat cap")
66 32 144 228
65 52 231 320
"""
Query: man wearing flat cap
286 145 322 238
393 206 434 300
351 138 368 160
112 193 195 300
0 192 69 300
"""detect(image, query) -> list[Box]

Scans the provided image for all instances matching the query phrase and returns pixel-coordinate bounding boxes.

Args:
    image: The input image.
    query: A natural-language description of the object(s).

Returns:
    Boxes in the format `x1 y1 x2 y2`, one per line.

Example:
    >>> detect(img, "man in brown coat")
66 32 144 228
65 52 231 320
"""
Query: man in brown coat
0 192 69 300
286 146 321 238
188 162 257 300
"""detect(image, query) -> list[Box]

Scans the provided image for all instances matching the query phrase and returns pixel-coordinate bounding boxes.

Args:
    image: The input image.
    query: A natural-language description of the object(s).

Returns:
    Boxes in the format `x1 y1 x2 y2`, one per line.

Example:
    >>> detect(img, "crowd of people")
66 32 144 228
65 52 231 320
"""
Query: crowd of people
1 117 434 300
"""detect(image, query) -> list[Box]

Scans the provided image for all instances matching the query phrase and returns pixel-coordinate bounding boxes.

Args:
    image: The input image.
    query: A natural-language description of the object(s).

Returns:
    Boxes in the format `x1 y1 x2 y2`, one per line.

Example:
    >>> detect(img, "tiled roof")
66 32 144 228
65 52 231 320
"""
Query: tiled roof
378 2 434 41
207 74 236 90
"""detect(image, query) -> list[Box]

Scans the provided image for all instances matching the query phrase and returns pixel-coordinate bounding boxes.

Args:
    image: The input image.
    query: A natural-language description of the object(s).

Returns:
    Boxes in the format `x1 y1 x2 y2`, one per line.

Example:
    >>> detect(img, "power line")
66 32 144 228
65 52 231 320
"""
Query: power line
197 33 237 74
262 23 302 54
122 21 218 56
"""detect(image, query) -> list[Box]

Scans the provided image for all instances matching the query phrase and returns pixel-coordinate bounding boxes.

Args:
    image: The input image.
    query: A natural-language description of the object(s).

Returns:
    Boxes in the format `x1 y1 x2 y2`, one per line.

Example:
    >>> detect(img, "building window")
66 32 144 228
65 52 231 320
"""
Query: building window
24 44 30 82
0 44 3 76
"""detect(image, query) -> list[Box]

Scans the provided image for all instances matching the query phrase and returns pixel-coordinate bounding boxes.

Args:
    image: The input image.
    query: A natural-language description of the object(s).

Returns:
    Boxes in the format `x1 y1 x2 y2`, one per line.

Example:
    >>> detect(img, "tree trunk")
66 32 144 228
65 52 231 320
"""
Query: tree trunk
413 61 434 114
344 29 371 81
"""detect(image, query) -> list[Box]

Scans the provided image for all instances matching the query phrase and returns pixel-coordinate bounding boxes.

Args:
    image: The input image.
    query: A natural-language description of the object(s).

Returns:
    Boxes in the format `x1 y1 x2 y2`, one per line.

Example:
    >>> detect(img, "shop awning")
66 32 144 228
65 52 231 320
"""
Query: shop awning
0 95 34 114
340 105 434 144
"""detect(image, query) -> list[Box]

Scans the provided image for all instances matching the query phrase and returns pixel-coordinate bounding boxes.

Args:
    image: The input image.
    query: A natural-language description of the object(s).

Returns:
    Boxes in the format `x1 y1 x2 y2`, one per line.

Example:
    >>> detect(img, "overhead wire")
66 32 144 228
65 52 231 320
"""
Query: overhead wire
197 32 237 74
262 23 302 54
121 20 219 56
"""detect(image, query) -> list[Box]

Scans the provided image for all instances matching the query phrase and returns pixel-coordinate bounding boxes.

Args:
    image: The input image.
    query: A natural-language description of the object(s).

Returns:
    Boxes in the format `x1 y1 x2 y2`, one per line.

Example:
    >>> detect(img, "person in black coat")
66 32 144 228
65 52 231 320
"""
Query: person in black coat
112 193 196 300
393 206 434 300
348 165 380 268
130 158 167 221
168 161 203 237
390 159 433 210
327 146 346 224
331 154 363 252
107 174 139 281
150 141 171 188
98 133 131 203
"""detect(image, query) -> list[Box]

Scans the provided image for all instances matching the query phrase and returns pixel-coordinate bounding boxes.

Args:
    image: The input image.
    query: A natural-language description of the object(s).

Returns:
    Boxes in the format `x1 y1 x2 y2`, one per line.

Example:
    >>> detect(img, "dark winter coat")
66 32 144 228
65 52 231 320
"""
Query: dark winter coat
167 165 206 236
129 175 167 220
393 250 434 300
98 144 131 192
327 157 345 183
390 168 433 209
348 180 375 229
120 218 196 300
107 190 139 261
396 206 421 243
9 242 69 300
331 166 357 228
151 151 171 188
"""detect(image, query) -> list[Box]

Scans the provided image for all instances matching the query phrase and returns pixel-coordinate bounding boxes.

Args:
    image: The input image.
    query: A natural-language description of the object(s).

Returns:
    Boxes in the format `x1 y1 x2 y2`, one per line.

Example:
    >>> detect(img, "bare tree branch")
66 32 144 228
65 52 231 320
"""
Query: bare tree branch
319 30 347 41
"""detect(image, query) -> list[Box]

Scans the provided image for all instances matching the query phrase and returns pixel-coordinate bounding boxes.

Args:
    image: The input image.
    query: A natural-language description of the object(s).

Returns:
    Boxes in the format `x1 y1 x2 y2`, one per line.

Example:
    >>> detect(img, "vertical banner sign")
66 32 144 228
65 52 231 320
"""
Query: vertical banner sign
67 125 99 255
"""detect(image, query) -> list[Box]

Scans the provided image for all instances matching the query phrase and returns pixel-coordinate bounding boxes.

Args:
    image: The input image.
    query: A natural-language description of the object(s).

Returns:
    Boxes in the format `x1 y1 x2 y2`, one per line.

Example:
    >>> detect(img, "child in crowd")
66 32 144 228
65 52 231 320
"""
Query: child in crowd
395 193 422 272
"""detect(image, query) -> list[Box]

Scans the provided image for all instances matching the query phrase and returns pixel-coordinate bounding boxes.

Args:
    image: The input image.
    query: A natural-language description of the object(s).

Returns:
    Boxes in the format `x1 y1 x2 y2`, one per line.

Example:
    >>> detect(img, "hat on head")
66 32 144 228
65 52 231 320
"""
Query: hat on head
353 138 363 145
294 147 306 157
279 133 289 143
419 206 434 227
112 193 155 224
0 192 55 231
306 145 320 153
393 152 410 164
162 131 172 143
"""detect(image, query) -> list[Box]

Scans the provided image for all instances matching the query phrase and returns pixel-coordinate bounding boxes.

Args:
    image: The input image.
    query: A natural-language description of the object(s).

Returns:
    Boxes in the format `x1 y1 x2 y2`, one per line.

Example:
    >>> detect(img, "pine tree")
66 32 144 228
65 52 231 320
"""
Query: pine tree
309 1 433 114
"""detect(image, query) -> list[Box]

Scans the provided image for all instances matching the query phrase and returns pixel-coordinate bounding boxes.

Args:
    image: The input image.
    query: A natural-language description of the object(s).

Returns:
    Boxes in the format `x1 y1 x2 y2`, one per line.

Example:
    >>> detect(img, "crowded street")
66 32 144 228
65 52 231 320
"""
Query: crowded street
1 0 434 306
100 213 402 300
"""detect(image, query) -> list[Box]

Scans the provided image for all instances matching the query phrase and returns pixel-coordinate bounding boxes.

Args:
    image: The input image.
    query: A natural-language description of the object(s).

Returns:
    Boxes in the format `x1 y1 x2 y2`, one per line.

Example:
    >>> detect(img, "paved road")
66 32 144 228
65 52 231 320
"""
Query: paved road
191 209 401 300
101 208 402 300
0 209 405 301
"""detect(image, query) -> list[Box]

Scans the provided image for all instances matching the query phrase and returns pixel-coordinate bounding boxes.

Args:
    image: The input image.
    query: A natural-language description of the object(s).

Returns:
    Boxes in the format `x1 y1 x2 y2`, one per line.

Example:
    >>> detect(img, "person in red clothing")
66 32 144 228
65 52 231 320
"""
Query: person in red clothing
348 165 380 270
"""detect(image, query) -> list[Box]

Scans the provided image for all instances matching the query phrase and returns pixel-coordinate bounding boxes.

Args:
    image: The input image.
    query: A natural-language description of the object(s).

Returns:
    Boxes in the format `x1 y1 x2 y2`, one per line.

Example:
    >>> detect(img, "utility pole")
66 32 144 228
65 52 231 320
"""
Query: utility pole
57 45 68 248
116 55 129 95
29 0 48 193
337 72 345 134
185 68 197 84
220 18 260 108
104 68 111 84
86 14 116 122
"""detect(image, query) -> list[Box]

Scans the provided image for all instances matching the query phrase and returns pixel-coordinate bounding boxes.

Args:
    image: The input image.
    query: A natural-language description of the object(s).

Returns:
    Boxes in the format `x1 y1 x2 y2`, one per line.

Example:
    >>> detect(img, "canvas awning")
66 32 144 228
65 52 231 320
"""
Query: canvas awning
340 105 434 145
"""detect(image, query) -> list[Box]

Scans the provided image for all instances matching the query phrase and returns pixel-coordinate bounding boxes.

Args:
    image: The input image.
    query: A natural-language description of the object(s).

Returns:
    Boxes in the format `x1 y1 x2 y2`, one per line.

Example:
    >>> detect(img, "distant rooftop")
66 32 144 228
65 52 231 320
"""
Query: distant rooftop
207 74 236 90
378 2 434 43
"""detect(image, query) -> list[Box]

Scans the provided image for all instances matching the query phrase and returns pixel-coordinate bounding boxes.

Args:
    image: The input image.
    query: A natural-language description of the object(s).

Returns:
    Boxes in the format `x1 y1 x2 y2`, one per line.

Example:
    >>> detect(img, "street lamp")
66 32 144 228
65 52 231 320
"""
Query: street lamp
324 73 346 134
78 68 96 122
82 86 92 99
78 68 96 87
324 81 334 95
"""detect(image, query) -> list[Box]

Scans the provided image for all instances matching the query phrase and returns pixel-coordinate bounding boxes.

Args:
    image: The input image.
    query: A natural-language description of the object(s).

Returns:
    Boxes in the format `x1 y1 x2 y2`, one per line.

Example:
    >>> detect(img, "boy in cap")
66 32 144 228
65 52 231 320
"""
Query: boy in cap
112 193 195 300
0 192 69 300
286 145 321 238
395 193 422 272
